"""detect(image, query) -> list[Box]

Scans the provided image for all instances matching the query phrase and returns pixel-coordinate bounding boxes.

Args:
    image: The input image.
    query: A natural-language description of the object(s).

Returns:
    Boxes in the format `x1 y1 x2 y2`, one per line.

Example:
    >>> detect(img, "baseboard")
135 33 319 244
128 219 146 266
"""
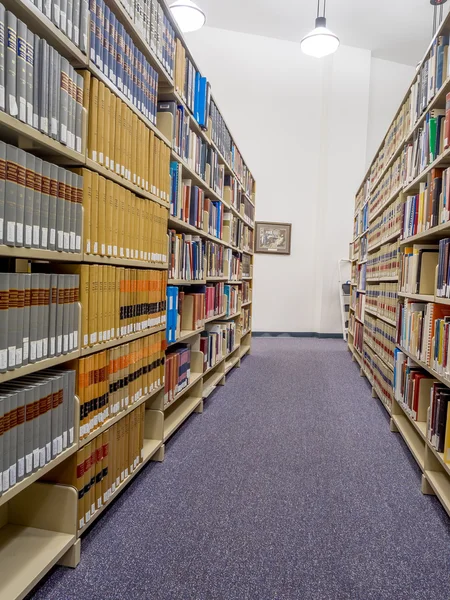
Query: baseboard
252 332 343 339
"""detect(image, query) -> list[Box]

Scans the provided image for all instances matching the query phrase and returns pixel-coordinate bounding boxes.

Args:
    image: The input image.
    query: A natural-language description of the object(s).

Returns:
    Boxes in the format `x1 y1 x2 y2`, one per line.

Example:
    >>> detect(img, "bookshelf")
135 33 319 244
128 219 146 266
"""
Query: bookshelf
0 0 255 597
348 10 450 518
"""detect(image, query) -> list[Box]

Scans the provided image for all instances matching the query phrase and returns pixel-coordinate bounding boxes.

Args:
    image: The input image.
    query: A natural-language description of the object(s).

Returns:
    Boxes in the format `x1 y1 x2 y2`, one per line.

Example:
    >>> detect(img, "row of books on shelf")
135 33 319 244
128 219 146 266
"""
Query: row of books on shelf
364 343 394 410
164 344 190 406
400 244 438 295
353 320 364 354
90 0 160 126
355 177 370 214
356 263 366 290
397 300 450 369
367 241 399 280
364 313 396 368
0 368 76 495
405 107 446 184
51 265 166 349
66 405 146 530
351 289 365 321
366 282 397 322
78 330 165 439
410 35 450 131
169 166 223 235
370 98 410 188
369 154 402 218
86 73 171 201
173 42 210 129
81 168 168 263
224 175 255 224
133 0 176 78
0 144 82 251
354 203 369 239
241 306 251 333
437 238 450 298
166 282 246 343
0 272 79 373
394 350 450 460
367 196 402 249
2 8 84 150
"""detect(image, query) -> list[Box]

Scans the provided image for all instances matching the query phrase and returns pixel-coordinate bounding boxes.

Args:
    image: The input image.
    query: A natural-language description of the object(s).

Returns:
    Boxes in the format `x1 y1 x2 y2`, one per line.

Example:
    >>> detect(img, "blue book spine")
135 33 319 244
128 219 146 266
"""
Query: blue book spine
95 0 103 71
127 35 133 102
89 0 96 63
103 5 109 77
150 65 156 123
116 22 123 91
109 12 116 84
139 53 145 117
132 47 137 108
123 32 129 99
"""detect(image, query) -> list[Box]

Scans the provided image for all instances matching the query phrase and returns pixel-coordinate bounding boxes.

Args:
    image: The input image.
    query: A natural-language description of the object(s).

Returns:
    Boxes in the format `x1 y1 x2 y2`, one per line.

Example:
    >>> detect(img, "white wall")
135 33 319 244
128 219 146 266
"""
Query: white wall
186 27 414 333
365 58 415 168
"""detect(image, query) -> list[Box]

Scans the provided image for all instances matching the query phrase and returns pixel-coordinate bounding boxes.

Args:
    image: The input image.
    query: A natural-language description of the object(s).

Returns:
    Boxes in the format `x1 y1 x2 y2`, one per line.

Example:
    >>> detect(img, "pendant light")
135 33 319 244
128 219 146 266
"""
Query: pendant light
301 0 339 58
170 0 206 33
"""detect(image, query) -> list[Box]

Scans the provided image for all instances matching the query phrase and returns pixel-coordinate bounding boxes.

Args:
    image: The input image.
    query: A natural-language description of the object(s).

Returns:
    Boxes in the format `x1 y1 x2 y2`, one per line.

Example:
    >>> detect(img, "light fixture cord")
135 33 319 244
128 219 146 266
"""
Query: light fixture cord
316 0 320 18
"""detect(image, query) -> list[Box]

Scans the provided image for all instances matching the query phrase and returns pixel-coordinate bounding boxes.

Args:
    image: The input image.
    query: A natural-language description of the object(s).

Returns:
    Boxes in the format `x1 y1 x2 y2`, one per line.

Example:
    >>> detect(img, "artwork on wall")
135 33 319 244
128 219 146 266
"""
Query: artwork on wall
255 222 292 255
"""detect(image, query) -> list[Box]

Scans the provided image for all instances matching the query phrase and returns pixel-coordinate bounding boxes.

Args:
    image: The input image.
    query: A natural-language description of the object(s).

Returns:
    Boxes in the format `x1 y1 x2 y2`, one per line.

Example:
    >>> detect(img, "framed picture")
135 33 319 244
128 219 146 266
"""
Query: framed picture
255 222 292 255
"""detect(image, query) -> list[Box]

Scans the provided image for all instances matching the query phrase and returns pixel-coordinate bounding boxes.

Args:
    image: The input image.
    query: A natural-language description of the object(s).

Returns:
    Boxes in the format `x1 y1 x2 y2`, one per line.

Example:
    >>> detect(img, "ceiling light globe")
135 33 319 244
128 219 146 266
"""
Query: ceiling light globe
301 18 340 58
170 0 206 32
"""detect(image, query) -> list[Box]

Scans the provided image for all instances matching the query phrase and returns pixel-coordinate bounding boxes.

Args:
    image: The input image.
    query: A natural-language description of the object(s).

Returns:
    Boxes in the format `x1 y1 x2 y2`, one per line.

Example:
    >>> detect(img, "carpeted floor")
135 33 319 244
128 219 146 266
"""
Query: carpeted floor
31 338 450 600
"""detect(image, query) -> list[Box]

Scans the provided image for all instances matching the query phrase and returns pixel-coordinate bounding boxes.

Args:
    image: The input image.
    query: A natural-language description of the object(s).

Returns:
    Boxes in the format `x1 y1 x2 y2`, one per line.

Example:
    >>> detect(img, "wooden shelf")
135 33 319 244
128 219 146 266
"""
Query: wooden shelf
398 292 434 302
241 300 252 307
239 344 251 359
168 215 231 248
80 325 165 357
355 314 364 325
203 370 225 399
206 276 228 282
205 311 227 323
171 152 224 204
242 276 252 280
424 470 450 518
366 276 398 283
217 311 241 321
167 327 205 346
203 357 225 377
400 221 450 245
364 308 396 327
392 413 425 470
168 279 207 286
0 525 76 600
85 158 169 208
225 354 240 374
83 253 168 270
0 110 85 165
164 372 203 410
0 245 82 262
164 395 202 442
78 384 164 448
0 445 77 510
397 345 450 389
0 349 80 384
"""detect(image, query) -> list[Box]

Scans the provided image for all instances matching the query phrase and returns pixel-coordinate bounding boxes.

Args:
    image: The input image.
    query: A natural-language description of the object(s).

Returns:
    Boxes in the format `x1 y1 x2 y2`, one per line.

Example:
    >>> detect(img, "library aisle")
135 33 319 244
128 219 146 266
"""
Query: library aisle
31 338 450 600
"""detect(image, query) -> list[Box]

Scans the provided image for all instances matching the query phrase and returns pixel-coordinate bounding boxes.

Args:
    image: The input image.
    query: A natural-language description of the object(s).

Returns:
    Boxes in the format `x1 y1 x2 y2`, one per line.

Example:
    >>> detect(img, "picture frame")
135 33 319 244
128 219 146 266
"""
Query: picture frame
255 222 292 255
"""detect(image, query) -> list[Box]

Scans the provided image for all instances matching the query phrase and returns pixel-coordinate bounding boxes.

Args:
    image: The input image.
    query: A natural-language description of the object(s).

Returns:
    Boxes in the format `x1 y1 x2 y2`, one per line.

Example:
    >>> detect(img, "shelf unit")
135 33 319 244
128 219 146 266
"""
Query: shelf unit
0 0 255 595
349 9 450 518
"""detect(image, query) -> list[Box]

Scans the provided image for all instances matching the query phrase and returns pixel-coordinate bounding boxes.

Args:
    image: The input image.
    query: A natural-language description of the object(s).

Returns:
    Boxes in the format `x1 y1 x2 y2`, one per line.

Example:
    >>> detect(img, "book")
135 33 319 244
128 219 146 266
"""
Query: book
6 11 17 118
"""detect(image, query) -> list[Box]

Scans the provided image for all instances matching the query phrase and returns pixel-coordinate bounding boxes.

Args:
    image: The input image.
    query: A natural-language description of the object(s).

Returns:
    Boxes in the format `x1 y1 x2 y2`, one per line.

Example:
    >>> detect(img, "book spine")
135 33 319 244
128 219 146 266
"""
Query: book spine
75 73 83 154
39 39 49 134
68 171 77 251
67 0 73 41
0 272 8 373
36 273 44 361
25 29 33 127
60 167 70 251
15 273 24 367
60 57 69 146
7 273 17 371
22 273 30 365
6 11 17 118
75 172 82 252
0 141 5 245
2 396 10 490
16 390 24 481
79 0 89 54
56 274 64 355
0 4 5 113
32 34 39 129
48 46 55 139
48 164 58 250
33 157 42 248
42 274 50 358
67 65 75 150
16 149 25 247
24 152 34 248
52 0 60 27
56 166 65 251
60 0 67 34
48 274 57 357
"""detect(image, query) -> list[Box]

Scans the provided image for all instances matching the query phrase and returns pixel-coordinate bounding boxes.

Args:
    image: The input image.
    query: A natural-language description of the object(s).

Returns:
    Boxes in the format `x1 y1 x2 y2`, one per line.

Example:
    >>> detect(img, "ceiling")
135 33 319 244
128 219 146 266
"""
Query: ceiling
195 0 449 66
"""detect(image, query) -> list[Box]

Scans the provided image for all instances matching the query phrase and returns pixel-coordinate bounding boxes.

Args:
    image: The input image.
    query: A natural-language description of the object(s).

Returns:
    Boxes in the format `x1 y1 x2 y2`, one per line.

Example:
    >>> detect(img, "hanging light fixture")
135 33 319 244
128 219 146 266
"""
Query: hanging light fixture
170 0 206 33
301 0 339 58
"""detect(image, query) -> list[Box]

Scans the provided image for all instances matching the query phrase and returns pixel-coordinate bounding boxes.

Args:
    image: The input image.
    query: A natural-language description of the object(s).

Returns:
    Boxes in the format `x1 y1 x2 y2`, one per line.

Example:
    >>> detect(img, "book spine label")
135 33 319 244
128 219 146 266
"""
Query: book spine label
0 273 8 372
0 141 5 243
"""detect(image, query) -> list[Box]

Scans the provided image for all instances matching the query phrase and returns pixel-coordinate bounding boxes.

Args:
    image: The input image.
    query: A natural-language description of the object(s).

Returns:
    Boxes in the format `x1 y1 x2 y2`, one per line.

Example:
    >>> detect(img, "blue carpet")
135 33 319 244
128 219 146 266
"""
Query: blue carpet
31 338 450 600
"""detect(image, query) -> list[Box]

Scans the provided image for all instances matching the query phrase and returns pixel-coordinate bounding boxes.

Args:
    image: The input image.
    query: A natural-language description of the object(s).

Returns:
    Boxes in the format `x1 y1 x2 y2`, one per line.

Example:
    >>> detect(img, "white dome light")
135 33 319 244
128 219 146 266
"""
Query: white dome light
170 0 206 33
301 16 340 58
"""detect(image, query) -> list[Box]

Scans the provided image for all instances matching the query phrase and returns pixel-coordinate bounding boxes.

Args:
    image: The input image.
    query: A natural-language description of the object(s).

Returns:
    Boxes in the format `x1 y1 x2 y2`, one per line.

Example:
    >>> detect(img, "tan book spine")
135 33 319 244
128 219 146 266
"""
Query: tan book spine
131 114 137 185
88 76 98 162
95 433 103 509
115 100 122 177
88 264 98 345
103 87 111 170
116 267 122 338
112 183 119 257
149 130 155 194
97 81 105 166
77 68 91 111
109 93 116 174
90 171 99 255
83 443 92 525
79 168 92 254
125 190 131 258
80 264 89 348
118 186 125 257
105 179 113 256
98 175 106 256
120 102 127 179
